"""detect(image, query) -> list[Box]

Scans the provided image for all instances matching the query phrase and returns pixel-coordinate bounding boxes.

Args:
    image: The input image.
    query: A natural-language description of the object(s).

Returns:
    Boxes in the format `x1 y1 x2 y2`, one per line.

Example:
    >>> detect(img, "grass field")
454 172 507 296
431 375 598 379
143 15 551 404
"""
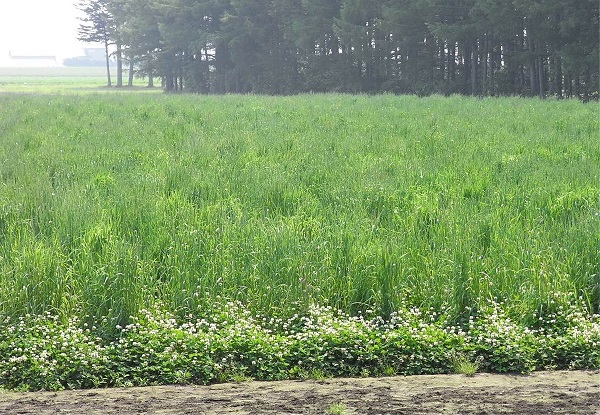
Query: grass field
0 91 598 389
0 67 155 93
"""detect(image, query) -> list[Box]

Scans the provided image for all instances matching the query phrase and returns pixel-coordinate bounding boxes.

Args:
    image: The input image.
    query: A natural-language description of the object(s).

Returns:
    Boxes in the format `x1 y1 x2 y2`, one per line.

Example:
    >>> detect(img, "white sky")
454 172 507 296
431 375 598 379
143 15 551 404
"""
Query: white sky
0 0 94 66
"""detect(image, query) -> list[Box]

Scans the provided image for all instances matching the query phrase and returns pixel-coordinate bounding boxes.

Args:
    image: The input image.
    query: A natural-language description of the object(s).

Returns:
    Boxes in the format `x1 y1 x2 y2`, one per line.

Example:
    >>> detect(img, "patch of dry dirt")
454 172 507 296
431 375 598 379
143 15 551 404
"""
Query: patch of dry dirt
0 370 598 414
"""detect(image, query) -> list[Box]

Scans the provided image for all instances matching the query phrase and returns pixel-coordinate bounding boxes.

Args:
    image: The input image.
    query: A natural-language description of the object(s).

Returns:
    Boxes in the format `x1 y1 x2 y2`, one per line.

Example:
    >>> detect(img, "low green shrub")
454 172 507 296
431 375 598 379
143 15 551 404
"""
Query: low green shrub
0 299 597 391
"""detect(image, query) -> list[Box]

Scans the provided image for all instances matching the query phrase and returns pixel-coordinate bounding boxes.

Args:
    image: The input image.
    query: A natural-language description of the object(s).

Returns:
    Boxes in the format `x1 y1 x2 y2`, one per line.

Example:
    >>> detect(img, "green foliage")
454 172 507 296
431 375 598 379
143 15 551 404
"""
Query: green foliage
89 0 599 97
450 353 480 377
326 402 348 415
0 313 110 391
0 94 598 389
0 300 597 391
466 304 539 373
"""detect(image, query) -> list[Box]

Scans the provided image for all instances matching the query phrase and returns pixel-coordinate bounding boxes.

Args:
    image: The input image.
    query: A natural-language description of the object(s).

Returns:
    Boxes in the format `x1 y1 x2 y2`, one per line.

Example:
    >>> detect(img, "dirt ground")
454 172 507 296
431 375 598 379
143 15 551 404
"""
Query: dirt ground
0 370 598 415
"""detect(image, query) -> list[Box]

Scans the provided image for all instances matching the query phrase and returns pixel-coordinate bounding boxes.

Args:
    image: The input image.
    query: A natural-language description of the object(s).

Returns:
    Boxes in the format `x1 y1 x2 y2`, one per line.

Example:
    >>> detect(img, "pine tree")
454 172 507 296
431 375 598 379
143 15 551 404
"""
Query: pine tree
77 0 115 87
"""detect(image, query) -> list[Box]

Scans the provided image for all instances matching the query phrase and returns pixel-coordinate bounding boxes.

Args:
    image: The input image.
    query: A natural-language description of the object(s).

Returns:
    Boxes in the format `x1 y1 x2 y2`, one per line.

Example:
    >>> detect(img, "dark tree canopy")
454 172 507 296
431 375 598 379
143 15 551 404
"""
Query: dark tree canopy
79 0 599 99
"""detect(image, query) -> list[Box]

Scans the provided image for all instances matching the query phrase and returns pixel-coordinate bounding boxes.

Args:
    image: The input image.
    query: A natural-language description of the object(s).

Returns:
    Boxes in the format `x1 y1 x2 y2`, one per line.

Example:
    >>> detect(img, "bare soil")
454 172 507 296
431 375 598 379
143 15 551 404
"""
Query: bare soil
0 370 598 414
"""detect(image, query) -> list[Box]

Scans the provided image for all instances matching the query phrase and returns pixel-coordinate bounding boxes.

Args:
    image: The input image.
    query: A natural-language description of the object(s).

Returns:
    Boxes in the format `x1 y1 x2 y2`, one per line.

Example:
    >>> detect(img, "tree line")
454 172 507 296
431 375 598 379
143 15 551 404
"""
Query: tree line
78 0 599 99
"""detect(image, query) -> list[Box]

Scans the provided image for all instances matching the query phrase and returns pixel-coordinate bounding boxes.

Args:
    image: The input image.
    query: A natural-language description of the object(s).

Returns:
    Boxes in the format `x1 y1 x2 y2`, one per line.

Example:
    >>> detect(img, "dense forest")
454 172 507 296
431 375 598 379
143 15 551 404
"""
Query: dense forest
78 0 599 99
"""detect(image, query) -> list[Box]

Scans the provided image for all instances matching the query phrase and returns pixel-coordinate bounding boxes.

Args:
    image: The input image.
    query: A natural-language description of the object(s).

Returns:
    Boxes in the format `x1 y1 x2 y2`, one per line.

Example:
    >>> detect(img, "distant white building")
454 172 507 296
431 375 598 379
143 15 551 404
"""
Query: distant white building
8 50 58 67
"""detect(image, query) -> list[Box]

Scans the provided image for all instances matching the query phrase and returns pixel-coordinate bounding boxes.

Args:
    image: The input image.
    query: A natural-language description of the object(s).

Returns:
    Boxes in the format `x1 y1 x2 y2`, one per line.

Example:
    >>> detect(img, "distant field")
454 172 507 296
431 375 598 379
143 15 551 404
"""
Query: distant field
0 66 154 93
0 67 108 77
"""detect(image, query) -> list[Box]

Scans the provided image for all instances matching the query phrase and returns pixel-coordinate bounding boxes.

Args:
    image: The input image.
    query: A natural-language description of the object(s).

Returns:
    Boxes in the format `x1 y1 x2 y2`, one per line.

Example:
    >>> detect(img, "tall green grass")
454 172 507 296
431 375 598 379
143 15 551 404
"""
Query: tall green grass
0 94 597 332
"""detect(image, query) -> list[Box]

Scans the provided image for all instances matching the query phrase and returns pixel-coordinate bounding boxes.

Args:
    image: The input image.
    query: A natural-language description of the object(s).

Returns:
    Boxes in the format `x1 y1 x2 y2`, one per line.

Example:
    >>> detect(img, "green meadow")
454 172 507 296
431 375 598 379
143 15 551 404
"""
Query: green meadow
0 67 154 93
0 91 598 389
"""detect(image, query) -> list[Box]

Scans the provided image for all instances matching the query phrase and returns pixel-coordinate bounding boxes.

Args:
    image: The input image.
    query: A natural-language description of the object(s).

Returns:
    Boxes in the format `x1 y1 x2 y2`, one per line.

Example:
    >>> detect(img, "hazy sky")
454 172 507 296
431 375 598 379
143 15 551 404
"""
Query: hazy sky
0 0 92 65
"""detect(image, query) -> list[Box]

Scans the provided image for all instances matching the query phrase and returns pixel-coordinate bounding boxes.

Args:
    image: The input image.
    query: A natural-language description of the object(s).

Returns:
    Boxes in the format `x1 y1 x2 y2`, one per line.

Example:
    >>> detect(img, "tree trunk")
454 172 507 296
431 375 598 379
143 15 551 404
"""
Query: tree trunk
165 65 174 92
116 43 123 87
449 42 455 83
555 55 562 98
489 43 495 96
463 42 471 95
128 57 135 87
104 38 112 87
537 42 545 99
528 39 536 95
537 59 544 98
471 40 478 95
582 69 590 102
565 73 572 98
147 61 154 88
517 31 525 93
482 36 488 96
